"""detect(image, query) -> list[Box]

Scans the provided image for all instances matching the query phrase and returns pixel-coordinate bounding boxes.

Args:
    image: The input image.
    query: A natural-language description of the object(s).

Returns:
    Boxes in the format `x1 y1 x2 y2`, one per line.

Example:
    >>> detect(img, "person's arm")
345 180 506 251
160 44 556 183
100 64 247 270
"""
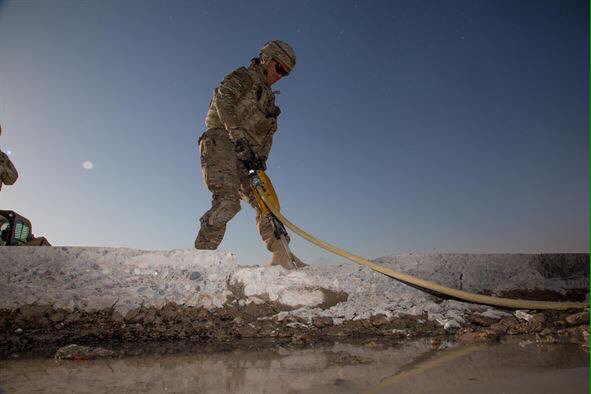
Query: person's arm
0 150 18 191
215 68 253 144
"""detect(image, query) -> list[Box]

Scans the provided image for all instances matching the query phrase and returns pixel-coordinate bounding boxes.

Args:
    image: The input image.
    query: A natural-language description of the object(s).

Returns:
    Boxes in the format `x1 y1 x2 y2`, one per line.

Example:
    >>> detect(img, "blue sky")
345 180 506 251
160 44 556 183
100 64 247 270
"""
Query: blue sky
0 0 588 265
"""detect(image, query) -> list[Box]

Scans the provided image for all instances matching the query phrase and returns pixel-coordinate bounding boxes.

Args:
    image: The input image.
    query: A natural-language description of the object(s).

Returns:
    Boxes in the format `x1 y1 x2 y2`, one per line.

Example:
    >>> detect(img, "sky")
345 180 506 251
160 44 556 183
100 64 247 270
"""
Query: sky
0 0 588 265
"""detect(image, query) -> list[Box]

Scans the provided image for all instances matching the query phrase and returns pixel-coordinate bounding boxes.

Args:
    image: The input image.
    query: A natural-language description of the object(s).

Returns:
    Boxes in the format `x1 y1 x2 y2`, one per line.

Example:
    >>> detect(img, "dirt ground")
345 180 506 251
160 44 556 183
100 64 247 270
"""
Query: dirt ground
1 288 588 358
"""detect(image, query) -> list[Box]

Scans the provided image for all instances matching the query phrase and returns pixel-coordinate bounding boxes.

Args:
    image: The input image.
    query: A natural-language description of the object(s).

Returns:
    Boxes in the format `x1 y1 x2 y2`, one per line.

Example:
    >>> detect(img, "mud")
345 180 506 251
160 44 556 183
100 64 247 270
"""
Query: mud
1 299 588 357
0 301 445 356
499 288 589 302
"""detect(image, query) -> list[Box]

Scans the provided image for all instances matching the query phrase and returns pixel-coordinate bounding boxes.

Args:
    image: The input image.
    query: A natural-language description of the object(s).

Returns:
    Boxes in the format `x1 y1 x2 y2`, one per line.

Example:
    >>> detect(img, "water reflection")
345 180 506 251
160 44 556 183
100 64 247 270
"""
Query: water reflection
0 340 588 393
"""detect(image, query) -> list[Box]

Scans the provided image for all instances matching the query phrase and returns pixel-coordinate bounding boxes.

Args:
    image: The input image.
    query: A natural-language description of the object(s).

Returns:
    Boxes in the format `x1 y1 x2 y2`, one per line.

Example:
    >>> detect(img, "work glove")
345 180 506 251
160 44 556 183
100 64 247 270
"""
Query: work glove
234 138 267 171
253 155 267 171
234 137 255 162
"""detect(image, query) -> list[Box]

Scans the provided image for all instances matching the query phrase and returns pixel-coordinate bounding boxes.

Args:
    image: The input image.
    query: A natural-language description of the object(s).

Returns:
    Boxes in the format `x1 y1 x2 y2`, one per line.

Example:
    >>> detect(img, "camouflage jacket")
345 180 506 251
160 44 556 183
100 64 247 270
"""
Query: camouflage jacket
0 149 18 191
204 63 281 158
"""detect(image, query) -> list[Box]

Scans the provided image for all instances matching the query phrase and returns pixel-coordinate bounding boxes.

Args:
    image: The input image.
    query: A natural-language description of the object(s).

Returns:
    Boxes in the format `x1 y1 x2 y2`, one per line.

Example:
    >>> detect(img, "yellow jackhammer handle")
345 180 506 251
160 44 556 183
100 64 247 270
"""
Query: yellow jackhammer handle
251 170 280 217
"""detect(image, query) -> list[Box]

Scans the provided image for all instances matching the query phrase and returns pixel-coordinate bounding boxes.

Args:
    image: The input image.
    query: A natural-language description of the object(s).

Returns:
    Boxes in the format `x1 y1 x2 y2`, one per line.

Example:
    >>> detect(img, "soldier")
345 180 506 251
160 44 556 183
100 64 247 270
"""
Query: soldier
0 125 18 192
195 40 306 269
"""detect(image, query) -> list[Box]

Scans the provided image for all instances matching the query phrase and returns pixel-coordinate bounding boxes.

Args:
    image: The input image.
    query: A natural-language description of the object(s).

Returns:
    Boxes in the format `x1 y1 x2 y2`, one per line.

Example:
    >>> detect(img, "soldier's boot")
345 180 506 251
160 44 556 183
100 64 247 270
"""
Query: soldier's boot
267 238 308 269
289 252 308 268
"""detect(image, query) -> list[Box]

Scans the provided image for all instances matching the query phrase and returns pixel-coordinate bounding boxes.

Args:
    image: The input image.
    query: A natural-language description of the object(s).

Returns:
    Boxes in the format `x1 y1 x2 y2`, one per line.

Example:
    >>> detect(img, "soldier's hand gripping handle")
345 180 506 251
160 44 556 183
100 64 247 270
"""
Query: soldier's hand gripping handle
234 137 267 171
234 137 254 161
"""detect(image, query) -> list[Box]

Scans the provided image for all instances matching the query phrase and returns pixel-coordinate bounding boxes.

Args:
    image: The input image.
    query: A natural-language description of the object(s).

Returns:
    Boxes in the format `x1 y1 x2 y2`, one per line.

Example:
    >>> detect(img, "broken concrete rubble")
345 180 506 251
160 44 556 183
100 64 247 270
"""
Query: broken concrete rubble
0 247 588 354
565 311 589 326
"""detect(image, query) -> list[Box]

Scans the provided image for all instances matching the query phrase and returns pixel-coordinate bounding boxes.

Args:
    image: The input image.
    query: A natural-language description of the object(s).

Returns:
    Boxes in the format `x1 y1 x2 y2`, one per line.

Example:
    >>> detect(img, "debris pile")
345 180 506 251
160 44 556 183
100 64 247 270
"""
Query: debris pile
0 247 587 353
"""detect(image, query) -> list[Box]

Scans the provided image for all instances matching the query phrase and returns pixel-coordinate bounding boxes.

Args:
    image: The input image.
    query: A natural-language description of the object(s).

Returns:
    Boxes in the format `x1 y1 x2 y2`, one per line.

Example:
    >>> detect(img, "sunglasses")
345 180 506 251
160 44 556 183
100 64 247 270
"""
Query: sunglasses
274 62 289 77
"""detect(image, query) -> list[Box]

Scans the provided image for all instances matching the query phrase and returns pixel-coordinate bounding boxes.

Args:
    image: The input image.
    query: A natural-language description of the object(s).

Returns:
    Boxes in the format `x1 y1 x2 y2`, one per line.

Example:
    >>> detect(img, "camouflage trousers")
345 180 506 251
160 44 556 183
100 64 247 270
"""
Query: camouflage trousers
195 128 286 254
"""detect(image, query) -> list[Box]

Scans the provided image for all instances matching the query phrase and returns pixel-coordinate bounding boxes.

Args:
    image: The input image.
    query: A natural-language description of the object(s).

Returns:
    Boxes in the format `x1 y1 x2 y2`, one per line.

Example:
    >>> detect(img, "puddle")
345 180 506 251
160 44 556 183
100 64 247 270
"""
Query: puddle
0 339 588 393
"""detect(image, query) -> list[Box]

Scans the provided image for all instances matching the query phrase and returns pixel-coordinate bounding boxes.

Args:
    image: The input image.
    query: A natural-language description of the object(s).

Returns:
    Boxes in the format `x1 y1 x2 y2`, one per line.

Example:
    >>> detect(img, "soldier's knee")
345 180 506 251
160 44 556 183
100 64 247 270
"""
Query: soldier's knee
205 198 241 228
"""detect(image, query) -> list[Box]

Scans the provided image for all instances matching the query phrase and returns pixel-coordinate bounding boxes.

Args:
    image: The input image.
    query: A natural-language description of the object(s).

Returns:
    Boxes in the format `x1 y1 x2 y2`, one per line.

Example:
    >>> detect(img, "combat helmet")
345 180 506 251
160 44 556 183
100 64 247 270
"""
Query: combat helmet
260 40 296 73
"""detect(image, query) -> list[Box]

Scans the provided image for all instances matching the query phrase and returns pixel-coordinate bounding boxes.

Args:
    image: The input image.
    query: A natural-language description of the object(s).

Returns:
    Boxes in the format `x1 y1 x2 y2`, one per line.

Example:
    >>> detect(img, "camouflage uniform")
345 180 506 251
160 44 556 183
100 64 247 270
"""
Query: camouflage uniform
195 61 286 257
0 149 18 192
